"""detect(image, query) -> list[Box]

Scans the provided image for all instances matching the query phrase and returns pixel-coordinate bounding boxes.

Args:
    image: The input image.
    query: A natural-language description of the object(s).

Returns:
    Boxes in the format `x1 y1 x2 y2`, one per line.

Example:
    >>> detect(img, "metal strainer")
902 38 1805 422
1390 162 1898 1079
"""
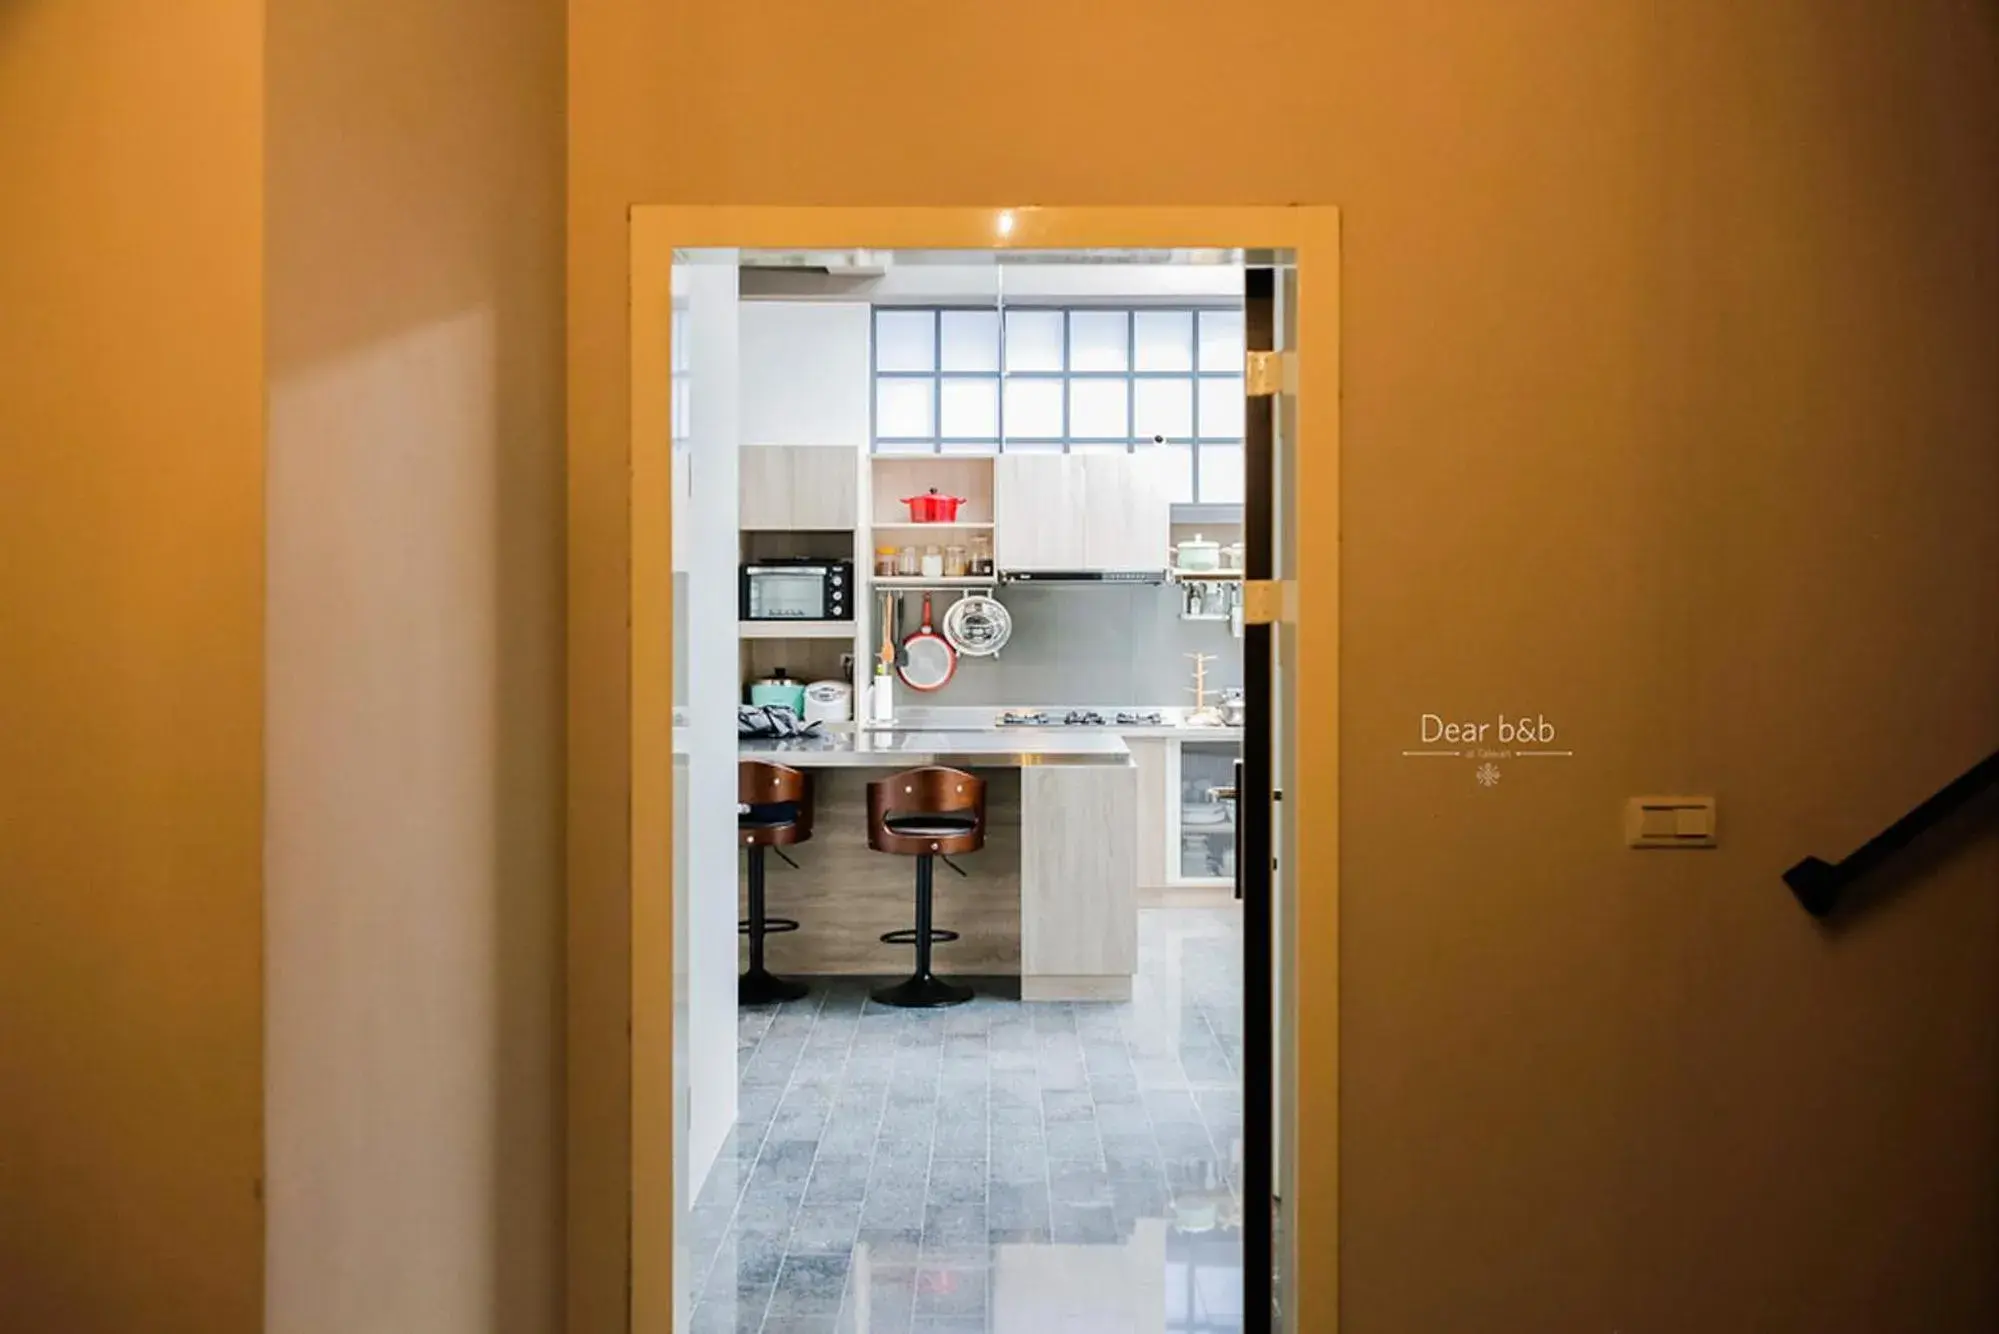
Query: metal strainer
941 593 1012 658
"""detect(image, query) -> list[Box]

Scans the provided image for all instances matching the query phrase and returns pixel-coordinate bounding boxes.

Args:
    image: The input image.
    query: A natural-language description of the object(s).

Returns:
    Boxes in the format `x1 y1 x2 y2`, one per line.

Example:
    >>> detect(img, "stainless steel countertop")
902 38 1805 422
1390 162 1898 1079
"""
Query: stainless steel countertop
739 729 1133 768
859 704 1243 742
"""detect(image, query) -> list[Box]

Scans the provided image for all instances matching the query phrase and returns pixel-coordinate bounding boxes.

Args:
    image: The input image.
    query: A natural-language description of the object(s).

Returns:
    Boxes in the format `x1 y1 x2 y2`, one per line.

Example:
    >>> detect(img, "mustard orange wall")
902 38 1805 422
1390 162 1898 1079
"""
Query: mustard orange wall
570 2 1999 1329
0 3 265 1330
264 0 565 1330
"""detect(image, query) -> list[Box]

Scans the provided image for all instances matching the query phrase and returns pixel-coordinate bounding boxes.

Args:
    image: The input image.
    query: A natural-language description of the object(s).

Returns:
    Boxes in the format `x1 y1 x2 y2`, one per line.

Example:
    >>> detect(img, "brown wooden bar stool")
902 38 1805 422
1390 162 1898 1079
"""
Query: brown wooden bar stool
739 760 813 1005
866 765 985 1008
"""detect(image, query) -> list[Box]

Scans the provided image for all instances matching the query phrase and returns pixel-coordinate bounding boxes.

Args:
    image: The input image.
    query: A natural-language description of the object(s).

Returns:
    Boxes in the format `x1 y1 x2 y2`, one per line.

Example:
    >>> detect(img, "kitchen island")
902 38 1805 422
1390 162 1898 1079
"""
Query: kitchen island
739 730 1137 1001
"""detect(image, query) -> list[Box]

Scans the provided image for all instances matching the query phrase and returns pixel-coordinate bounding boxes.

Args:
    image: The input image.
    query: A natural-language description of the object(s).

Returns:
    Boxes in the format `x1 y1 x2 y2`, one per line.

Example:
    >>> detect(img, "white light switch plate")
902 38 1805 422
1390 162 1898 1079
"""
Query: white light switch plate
1626 795 1717 848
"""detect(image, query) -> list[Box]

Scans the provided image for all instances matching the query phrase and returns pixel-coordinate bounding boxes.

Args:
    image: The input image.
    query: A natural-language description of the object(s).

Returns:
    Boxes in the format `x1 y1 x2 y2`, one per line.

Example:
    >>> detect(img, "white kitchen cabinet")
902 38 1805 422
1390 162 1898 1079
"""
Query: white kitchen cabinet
993 454 1086 570
1080 450 1171 570
994 451 1169 572
739 444 857 530
1169 737 1240 885
1126 737 1173 890
1130 734 1242 892
738 301 871 446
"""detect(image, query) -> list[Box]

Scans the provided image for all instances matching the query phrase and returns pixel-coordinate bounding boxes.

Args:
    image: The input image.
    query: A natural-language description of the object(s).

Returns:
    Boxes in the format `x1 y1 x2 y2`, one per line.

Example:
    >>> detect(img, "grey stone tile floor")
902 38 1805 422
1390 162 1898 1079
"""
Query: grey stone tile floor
685 908 1248 1333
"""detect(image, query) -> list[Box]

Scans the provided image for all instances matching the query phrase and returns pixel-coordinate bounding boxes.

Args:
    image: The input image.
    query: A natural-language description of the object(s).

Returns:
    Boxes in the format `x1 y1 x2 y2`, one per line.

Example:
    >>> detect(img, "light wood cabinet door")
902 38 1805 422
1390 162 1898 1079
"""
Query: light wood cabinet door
1021 765 1138 980
740 445 857 530
738 444 795 530
787 446 858 530
1080 451 1171 570
994 454 1086 570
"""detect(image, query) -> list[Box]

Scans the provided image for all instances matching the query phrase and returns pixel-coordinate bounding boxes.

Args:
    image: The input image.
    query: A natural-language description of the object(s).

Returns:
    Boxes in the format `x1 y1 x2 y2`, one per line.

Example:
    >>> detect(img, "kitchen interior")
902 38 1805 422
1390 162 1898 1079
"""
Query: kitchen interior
678 247 1253 1333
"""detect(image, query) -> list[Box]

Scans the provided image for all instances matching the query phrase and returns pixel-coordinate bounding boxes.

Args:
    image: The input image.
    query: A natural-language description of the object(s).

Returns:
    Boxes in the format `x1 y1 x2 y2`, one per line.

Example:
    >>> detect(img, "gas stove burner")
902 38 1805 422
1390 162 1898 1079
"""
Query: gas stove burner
997 710 1053 727
999 708 1161 727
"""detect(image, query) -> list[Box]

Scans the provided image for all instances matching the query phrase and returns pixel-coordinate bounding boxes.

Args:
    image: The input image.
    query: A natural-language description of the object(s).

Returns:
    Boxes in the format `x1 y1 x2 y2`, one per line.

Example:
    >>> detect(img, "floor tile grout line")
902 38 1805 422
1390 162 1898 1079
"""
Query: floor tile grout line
815 987 869 1326
1036 1002 1063 1246
980 1008 994 1260
766 984 863 1333
1189 993 1242 1201
1186 910 1243 1190
852 992 909 1330
704 908 1245 1331
744 985 831 1334
918 1006 945 1266
1093 996 1151 1236
1164 913 1233 1171
1138 921 1218 1217
688 987 790 1307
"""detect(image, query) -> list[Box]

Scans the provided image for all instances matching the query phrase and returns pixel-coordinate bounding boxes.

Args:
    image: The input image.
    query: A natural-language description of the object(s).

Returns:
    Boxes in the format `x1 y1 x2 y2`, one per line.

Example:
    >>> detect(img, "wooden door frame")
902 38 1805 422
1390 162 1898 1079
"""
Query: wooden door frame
592 206 1341 1332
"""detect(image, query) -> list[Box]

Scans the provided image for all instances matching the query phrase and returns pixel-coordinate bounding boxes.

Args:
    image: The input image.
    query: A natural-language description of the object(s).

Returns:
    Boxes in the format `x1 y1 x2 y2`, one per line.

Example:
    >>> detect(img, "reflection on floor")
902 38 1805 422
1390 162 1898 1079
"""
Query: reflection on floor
686 907 1246 1334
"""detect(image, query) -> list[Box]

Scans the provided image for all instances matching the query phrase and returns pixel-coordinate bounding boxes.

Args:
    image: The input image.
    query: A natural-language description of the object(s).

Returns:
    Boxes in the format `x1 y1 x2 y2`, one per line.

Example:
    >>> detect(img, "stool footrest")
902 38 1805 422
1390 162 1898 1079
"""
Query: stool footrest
880 927 959 947
740 917 801 935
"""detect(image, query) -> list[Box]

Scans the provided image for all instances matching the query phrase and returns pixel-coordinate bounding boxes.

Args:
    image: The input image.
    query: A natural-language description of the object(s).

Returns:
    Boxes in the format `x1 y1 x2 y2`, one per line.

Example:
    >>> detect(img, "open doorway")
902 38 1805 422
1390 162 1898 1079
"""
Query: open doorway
621 208 1337 1334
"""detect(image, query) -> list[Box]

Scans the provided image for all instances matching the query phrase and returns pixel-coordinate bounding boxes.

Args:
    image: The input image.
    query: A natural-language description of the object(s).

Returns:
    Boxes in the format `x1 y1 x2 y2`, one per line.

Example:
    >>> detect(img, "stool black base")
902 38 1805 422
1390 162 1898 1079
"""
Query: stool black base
872 853 972 1008
871 972 972 1009
740 967 810 1006
740 843 808 1006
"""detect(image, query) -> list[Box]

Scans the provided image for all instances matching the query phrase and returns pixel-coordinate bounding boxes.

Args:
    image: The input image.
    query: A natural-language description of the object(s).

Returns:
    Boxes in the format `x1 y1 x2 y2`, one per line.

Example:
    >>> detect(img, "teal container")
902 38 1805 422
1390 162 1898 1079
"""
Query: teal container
747 669 806 715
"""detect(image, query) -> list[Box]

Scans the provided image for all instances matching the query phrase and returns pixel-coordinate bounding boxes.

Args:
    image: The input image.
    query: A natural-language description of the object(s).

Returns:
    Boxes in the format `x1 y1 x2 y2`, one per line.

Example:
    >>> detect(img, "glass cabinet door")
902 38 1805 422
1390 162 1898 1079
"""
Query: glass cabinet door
1178 740 1240 882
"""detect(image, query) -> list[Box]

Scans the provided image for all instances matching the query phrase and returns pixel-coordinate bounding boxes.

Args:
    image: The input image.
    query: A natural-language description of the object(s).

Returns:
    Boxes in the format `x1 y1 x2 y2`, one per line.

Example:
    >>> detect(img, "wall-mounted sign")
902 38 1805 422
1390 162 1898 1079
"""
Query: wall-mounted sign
1402 713 1574 787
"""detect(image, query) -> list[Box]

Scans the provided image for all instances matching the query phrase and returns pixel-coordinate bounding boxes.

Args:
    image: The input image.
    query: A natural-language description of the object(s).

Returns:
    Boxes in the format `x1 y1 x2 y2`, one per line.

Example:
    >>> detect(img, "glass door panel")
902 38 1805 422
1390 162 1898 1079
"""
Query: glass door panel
1179 740 1240 881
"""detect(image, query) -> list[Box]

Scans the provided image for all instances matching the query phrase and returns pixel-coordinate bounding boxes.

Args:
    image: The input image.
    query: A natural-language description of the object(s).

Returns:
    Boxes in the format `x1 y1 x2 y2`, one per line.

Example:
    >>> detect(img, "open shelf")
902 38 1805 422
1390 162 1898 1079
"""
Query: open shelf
737 620 856 640
870 576 997 590
1171 503 1246 525
870 456 995 527
1171 568 1244 580
872 521 996 531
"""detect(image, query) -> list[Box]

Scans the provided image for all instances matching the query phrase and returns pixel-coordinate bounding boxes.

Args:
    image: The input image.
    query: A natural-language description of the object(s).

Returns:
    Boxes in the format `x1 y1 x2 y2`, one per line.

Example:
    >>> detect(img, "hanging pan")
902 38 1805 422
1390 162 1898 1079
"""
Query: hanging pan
897 593 957 692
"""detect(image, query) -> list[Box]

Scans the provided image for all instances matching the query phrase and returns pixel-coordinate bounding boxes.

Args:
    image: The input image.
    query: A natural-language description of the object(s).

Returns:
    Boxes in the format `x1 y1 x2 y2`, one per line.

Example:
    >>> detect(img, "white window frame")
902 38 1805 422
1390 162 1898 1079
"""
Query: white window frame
869 304 1246 502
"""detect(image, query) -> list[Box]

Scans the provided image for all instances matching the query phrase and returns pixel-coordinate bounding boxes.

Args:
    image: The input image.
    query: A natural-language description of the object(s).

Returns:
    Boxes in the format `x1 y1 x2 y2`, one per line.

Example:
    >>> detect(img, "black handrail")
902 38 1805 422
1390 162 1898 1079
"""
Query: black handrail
1784 748 1999 918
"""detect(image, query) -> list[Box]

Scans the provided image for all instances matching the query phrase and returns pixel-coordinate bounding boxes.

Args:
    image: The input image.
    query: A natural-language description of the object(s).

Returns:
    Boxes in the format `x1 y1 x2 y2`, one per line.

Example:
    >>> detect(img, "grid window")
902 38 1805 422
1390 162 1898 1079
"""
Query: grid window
870 305 1247 502
940 309 1000 371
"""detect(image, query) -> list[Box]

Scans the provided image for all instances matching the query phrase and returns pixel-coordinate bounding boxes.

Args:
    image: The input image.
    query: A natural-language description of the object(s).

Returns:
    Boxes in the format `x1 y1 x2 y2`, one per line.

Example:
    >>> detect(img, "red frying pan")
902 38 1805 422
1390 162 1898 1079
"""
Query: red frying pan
897 593 957 692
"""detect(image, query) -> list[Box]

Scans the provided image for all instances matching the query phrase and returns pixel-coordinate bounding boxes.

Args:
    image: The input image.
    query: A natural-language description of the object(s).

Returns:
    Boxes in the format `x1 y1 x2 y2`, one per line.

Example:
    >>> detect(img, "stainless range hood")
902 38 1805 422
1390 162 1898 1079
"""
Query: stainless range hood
1000 569 1168 585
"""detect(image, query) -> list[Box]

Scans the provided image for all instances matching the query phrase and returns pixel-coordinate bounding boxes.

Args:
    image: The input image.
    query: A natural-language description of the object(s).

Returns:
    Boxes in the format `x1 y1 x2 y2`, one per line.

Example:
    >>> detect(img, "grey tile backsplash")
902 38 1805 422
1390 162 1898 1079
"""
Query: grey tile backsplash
903 585 1243 707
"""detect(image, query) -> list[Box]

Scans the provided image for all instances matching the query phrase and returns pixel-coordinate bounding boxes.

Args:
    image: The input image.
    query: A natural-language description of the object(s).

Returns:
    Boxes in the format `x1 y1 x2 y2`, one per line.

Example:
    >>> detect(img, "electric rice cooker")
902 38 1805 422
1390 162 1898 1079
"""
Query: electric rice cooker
803 679 853 725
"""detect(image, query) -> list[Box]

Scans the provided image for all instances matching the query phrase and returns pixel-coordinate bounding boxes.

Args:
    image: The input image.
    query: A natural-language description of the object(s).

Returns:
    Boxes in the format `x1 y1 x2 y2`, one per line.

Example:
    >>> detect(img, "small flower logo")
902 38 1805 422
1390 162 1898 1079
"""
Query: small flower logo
1475 762 1502 788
